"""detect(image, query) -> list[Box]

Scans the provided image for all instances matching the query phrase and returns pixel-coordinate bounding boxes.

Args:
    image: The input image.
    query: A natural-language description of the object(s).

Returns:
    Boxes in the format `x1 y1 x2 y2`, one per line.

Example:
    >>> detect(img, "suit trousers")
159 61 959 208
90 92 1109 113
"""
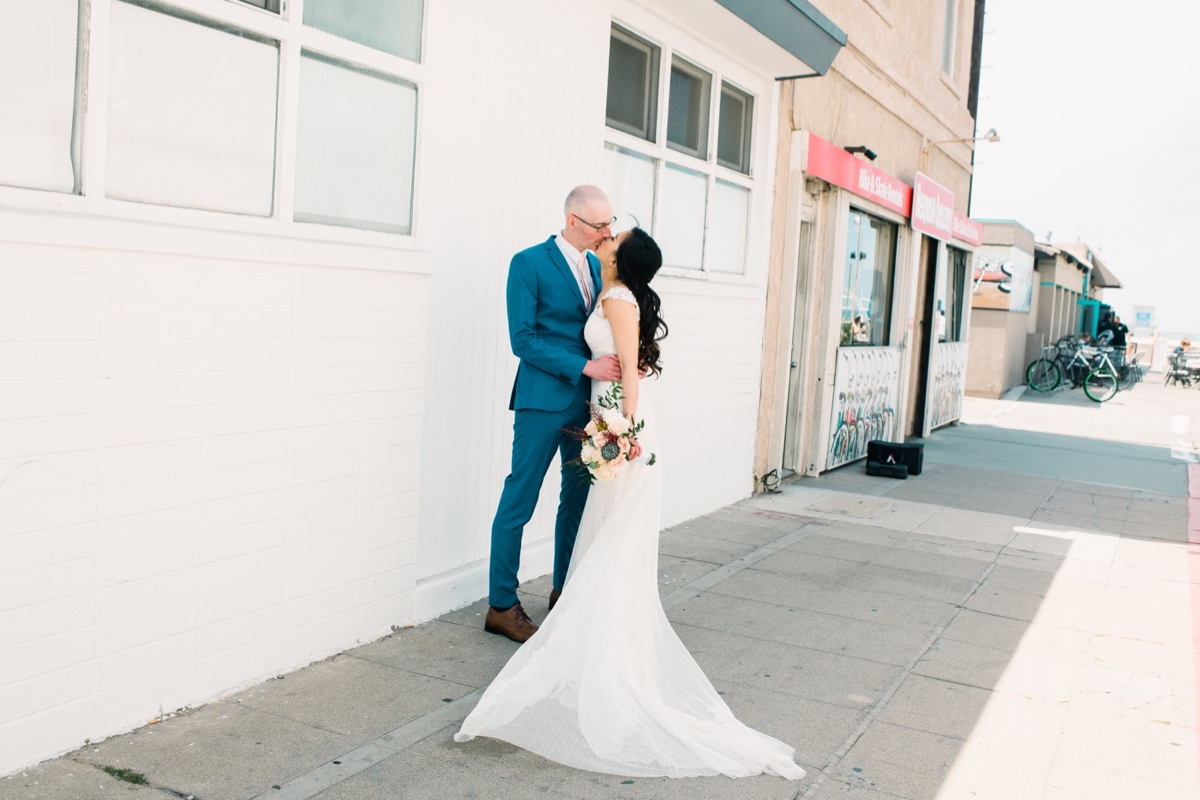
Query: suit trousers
489 380 593 609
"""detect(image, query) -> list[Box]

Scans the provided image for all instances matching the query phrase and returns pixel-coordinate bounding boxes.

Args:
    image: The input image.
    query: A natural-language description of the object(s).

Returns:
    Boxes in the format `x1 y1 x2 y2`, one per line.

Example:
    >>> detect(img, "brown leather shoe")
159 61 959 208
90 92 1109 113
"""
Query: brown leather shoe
484 603 538 643
548 588 561 611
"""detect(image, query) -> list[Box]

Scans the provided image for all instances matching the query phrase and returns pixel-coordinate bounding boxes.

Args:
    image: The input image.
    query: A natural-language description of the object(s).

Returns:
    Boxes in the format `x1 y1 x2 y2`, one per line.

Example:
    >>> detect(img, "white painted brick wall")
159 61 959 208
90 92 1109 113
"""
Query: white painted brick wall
0 242 427 775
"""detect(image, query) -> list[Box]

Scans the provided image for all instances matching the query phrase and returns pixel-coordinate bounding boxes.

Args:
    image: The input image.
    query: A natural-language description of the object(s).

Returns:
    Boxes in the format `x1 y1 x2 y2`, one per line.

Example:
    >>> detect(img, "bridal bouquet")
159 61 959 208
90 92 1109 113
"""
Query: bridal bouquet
563 382 656 483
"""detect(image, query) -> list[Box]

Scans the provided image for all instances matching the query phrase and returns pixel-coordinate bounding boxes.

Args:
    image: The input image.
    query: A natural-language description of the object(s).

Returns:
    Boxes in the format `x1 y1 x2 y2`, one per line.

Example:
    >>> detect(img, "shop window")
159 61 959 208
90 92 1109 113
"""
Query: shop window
294 53 418 234
0 0 81 193
304 0 424 63
840 209 896 347
107 1 279 215
606 27 660 142
666 58 710 159
717 83 753 174
602 24 756 276
938 246 968 342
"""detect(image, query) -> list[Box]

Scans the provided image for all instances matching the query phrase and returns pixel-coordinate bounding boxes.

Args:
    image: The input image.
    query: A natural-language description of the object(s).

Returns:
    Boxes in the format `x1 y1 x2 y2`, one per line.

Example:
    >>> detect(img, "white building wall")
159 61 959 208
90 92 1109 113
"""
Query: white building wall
413 0 779 614
0 228 428 773
1 0 786 774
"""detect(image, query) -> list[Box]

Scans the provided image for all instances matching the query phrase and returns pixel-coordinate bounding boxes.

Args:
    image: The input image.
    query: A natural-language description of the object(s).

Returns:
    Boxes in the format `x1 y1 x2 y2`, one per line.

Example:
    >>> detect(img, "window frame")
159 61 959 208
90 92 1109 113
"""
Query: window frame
940 0 958 77
602 20 759 281
938 245 968 343
665 56 711 160
716 82 753 174
605 26 660 143
0 0 427 250
839 206 898 348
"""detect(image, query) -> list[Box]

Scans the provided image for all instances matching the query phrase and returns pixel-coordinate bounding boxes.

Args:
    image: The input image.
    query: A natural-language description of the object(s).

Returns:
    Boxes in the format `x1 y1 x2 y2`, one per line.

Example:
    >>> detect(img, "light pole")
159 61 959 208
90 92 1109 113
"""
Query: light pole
921 127 999 170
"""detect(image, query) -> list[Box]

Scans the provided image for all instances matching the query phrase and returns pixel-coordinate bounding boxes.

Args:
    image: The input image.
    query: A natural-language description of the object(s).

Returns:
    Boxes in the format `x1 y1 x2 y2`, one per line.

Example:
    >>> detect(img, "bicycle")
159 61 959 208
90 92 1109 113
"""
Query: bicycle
1025 335 1081 392
1083 347 1123 403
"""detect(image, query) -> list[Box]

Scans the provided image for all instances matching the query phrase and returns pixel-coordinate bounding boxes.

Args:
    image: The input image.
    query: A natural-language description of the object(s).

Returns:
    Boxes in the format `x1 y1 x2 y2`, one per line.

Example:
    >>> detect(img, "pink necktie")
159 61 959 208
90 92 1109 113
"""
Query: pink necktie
577 254 593 307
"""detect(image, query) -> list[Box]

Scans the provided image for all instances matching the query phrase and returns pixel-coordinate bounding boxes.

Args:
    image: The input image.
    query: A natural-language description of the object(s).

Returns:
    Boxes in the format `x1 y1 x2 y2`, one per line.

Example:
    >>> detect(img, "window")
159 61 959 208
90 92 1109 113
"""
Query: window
717 84 753 174
294 53 417 234
304 0 423 62
602 25 756 275
107 1 279 215
606 28 659 141
666 59 710 159
938 246 968 342
237 0 281 12
841 209 897 347
0 0 81 193
0 0 423 238
941 0 958 75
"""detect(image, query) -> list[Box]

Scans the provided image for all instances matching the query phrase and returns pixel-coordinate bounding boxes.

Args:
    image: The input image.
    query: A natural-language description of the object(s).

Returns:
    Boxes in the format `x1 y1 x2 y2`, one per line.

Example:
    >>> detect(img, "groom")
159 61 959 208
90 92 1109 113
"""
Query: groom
485 185 621 643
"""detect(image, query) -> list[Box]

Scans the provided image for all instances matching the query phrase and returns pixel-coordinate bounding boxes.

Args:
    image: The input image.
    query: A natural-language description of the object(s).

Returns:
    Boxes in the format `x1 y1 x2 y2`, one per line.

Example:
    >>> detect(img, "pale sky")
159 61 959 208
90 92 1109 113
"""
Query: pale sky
969 0 1200 336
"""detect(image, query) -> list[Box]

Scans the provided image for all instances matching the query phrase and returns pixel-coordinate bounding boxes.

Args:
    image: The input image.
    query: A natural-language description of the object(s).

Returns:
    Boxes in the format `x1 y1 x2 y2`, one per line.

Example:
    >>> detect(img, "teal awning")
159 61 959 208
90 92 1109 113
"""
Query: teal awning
714 0 847 77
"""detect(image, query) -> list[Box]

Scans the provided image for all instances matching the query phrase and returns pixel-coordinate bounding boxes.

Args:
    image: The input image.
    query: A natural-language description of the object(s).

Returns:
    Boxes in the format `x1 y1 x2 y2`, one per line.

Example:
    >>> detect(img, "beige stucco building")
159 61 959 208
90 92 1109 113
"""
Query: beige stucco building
964 227 1124 399
965 220 1036 398
755 0 988 480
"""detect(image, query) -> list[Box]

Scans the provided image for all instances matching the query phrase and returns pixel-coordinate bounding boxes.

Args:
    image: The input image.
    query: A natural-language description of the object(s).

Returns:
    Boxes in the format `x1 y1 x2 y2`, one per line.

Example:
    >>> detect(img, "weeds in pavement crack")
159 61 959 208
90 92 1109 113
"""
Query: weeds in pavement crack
102 765 148 784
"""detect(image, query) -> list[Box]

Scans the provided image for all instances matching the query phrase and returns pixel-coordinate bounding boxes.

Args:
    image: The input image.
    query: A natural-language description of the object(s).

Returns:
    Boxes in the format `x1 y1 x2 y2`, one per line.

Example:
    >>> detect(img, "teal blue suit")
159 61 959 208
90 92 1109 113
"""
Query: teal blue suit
489 236 601 609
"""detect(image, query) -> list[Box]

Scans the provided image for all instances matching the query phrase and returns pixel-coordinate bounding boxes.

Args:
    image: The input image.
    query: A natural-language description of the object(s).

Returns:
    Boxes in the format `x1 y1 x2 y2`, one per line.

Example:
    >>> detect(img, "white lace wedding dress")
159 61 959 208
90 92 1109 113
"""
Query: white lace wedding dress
455 287 805 780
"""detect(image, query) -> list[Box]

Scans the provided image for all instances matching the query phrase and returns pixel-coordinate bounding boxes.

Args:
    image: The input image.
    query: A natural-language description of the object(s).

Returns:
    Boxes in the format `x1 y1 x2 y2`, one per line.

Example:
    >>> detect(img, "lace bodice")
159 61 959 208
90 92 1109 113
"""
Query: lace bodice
584 285 638 358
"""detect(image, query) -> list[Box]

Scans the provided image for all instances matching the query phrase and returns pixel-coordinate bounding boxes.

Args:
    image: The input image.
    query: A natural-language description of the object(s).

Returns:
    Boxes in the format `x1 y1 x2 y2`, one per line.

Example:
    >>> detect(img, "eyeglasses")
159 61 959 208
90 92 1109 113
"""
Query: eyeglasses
571 213 616 232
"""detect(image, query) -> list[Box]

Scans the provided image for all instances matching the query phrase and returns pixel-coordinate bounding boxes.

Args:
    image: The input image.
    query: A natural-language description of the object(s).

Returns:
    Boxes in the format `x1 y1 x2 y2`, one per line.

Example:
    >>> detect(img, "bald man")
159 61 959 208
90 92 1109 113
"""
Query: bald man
485 185 622 643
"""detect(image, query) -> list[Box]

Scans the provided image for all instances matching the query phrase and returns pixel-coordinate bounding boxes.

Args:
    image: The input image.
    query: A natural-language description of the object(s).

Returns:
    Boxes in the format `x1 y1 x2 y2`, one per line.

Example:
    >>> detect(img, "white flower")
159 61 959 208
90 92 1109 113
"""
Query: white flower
601 409 630 435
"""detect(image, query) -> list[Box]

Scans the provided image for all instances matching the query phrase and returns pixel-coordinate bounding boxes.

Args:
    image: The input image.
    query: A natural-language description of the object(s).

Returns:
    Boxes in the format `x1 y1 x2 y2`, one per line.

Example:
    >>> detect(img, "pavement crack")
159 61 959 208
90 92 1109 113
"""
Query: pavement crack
76 758 198 799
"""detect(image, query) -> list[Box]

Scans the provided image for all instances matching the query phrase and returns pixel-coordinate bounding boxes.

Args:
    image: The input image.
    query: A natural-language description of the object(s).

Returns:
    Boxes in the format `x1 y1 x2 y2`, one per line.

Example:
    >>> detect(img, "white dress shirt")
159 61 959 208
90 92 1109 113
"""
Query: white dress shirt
554 235 593 306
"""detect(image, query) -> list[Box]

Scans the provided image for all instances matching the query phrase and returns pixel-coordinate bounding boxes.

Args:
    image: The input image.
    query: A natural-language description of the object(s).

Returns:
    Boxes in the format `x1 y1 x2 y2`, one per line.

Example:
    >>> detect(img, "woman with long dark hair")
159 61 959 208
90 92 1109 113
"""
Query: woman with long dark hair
456 227 806 781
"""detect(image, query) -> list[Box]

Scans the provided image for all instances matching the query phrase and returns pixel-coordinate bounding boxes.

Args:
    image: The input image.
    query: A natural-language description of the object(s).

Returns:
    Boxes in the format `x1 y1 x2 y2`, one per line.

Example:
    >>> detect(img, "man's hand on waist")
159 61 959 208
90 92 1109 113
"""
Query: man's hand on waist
583 354 621 381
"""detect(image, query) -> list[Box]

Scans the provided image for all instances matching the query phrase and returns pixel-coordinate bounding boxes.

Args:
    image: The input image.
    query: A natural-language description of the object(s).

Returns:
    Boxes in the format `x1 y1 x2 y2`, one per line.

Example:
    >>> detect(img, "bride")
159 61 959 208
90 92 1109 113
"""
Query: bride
455 228 806 780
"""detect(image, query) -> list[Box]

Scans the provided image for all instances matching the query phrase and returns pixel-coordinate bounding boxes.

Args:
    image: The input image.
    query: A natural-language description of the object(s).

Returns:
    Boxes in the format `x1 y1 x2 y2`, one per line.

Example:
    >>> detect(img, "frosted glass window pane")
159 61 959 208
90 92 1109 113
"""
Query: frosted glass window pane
304 0 423 62
709 181 749 274
107 1 278 215
295 52 417 234
603 146 654 234
658 165 706 270
0 0 79 192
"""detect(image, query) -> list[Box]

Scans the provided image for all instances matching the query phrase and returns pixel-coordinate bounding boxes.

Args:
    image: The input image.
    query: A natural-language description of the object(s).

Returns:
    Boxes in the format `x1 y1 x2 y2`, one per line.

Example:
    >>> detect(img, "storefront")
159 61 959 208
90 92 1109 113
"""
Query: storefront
769 133 979 476
906 173 981 437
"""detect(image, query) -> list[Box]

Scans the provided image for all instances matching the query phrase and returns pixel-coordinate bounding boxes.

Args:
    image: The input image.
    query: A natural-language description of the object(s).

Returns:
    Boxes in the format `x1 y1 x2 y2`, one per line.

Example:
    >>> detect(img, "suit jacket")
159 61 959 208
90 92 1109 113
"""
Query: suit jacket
507 236 601 412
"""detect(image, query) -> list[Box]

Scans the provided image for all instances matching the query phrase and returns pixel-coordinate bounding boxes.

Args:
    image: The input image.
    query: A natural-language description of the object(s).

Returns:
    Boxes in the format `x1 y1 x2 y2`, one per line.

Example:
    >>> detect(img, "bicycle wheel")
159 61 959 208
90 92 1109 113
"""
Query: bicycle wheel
1119 365 1136 391
1084 368 1119 402
1026 359 1061 392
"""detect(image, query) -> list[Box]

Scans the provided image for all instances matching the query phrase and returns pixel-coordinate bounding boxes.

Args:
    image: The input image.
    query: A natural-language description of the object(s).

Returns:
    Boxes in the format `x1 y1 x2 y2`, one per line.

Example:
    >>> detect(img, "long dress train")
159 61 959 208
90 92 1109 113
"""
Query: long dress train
455 287 805 779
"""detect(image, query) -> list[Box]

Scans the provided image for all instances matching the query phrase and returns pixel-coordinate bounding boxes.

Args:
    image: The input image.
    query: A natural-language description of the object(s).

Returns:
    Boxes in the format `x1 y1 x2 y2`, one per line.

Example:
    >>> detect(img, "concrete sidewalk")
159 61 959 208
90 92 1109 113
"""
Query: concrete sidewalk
5 380 1199 800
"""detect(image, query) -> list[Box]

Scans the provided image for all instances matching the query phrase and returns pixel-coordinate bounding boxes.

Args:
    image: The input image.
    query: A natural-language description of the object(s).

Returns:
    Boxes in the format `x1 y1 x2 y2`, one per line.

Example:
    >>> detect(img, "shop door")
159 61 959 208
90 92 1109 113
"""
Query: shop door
782 222 813 473
906 236 938 437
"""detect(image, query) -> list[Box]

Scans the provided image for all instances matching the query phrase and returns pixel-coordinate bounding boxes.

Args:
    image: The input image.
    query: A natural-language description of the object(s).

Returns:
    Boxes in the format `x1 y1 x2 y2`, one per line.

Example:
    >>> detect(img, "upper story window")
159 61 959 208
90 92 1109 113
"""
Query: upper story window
0 0 424 236
941 0 958 75
603 24 756 276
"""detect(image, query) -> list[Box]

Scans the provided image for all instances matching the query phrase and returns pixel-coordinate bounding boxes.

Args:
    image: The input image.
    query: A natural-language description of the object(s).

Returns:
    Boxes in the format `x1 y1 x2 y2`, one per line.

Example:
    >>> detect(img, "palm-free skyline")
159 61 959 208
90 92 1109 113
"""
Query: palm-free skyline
970 0 1199 335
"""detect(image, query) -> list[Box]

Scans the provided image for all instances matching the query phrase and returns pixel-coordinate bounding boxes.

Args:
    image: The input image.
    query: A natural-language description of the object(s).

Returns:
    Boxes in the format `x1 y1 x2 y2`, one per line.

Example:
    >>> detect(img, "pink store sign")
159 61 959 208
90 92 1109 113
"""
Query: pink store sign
952 212 983 247
806 134 912 217
911 172 955 242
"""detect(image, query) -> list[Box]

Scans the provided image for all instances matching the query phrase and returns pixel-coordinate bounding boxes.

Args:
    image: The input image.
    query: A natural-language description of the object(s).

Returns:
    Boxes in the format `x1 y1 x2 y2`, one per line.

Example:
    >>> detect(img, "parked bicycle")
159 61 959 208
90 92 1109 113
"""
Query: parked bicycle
1025 335 1133 403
